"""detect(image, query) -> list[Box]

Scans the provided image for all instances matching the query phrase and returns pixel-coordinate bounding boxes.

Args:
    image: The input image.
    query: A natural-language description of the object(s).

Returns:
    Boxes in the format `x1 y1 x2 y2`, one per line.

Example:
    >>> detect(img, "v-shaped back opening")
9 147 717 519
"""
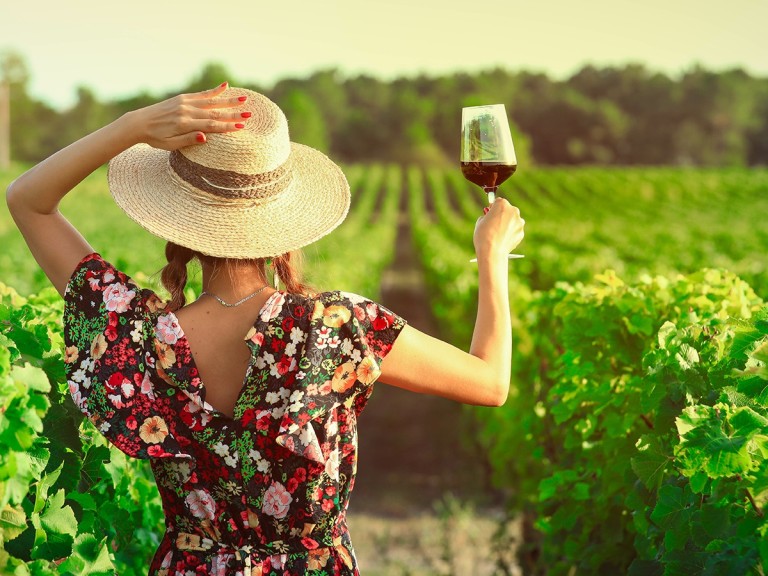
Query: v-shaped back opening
163 291 284 419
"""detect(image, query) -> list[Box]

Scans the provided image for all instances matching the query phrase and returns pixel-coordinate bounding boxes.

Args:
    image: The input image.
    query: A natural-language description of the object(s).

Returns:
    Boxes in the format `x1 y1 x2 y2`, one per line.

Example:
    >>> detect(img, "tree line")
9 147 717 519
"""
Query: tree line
3 51 768 166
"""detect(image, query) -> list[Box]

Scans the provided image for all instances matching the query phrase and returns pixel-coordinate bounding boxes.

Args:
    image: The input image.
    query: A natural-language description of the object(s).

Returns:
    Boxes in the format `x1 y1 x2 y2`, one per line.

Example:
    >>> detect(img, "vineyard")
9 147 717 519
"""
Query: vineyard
1 164 768 575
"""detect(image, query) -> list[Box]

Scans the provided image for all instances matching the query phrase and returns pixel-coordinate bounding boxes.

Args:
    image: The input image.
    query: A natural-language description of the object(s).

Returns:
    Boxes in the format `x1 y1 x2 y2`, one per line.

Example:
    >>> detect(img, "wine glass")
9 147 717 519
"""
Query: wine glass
460 104 523 260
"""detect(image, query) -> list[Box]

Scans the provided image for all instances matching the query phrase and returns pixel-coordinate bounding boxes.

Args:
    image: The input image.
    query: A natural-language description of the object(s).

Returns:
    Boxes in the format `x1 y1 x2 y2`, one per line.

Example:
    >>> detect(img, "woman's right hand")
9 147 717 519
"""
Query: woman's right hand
473 198 525 260
127 83 249 151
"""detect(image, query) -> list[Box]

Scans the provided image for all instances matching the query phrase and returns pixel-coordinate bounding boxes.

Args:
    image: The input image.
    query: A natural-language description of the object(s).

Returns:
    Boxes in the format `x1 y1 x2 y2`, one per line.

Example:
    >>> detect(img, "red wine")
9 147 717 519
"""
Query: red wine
461 162 517 190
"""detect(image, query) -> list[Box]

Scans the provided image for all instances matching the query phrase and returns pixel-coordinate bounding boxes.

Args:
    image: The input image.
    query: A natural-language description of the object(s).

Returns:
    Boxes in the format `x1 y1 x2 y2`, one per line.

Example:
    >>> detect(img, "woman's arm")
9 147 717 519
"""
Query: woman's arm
5 83 246 296
379 198 524 406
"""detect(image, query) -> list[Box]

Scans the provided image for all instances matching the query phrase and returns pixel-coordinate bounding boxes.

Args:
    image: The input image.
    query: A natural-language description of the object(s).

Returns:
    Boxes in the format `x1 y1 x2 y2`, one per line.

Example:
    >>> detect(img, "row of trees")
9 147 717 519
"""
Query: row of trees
3 51 768 166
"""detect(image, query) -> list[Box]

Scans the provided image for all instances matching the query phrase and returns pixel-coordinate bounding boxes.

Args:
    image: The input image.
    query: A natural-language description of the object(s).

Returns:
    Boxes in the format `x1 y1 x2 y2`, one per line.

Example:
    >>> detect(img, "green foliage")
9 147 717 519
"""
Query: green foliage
3 157 768 574
403 163 768 572
5 50 768 166
0 284 164 575
476 271 766 574
275 88 330 152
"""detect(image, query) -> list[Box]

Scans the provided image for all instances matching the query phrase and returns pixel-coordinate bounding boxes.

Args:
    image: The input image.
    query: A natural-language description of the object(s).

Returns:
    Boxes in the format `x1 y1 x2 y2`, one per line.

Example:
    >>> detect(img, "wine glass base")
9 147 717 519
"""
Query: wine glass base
469 254 524 263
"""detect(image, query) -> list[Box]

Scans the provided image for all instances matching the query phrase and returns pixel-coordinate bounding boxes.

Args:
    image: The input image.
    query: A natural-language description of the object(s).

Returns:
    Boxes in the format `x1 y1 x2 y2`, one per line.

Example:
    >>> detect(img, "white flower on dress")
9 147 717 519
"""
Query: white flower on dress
108 393 126 409
265 391 280 404
224 452 239 468
130 320 144 343
103 270 115 283
186 489 216 520
316 326 333 350
260 292 285 321
299 425 315 447
255 352 275 370
71 366 87 384
249 449 271 474
290 327 305 344
325 448 340 481
326 335 341 349
289 402 302 413
284 341 297 357
103 282 136 313
69 382 87 412
340 338 354 356
262 481 292 519
155 315 184 345
213 442 230 457
121 381 135 398
341 291 366 305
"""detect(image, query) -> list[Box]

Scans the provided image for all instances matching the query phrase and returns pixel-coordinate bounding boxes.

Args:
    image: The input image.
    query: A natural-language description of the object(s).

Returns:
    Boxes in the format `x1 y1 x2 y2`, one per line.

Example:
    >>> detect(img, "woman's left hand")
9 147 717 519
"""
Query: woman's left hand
128 82 249 151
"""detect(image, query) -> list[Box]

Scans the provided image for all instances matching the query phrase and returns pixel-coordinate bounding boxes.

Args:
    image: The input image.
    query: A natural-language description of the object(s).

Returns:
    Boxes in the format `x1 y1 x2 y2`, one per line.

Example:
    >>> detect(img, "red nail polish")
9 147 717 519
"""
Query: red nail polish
238 96 247 102
235 123 245 129
220 82 228 88
483 207 489 215
241 112 252 118
196 132 206 143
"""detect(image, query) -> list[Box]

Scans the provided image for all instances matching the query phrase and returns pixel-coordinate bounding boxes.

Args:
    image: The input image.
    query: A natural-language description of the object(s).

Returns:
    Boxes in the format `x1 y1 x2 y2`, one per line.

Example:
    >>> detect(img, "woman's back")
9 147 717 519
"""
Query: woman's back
64 253 405 574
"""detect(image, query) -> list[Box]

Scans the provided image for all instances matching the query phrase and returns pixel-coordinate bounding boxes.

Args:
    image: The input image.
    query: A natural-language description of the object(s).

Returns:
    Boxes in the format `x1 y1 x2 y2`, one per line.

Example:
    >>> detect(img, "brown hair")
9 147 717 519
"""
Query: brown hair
160 242 314 311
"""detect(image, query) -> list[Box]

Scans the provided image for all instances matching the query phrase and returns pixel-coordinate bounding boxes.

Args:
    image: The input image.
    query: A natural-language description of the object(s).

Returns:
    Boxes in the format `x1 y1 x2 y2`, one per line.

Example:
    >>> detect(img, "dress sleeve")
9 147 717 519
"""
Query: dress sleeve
62 253 188 460
315 291 407 398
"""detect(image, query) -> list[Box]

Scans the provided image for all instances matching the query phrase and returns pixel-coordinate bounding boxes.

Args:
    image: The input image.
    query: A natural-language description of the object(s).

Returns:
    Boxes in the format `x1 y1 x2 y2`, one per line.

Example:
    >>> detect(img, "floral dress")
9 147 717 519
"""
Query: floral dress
63 253 406 575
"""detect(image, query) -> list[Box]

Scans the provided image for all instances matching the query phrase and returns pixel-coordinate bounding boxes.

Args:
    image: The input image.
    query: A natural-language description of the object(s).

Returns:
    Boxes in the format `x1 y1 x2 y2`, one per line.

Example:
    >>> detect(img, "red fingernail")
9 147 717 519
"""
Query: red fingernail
238 96 247 102
235 123 245 129
220 82 228 88
196 132 206 143
241 112 252 118
483 207 490 214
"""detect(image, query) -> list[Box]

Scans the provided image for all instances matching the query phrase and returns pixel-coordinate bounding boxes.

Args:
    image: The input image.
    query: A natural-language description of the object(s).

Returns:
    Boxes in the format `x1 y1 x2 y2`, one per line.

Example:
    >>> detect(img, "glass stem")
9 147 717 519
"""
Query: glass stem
484 187 497 205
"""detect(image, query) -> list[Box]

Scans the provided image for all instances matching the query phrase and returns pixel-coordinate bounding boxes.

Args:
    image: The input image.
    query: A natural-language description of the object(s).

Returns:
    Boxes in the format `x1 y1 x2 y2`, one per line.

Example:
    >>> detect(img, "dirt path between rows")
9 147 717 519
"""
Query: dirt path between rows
346 191 519 575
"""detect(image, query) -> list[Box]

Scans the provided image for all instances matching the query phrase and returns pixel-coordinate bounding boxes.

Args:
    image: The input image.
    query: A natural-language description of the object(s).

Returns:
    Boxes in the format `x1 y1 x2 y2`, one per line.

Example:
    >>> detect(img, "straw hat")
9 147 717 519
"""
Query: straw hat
108 87 350 259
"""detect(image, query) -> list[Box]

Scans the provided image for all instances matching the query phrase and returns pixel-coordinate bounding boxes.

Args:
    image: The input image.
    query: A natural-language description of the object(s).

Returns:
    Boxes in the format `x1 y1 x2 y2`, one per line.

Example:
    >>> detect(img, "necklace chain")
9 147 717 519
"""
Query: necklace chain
198 285 268 308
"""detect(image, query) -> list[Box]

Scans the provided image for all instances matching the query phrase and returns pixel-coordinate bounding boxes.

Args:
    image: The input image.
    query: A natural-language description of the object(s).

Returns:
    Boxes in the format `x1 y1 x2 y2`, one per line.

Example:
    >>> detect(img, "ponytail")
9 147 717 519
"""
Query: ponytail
273 251 313 296
160 242 195 311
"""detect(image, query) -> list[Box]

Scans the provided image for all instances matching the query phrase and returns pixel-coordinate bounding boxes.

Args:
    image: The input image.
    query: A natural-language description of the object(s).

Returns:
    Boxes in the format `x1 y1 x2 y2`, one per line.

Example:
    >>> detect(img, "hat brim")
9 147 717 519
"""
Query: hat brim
108 142 350 259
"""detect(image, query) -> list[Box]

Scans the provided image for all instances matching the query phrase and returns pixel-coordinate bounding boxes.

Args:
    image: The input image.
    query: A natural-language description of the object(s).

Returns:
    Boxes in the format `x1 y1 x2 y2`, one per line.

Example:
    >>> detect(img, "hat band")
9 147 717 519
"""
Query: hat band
169 151 293 200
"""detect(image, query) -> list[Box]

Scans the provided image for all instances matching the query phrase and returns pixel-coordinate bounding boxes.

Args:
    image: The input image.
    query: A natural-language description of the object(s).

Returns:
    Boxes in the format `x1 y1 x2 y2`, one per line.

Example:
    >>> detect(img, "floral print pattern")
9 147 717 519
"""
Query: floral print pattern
63 253 406 575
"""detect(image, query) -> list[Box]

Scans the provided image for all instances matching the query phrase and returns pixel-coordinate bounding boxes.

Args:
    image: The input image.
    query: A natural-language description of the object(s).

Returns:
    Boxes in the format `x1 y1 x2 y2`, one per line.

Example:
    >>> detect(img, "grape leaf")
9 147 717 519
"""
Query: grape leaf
632 435 671 491
650 484 691 529
56 533 114 576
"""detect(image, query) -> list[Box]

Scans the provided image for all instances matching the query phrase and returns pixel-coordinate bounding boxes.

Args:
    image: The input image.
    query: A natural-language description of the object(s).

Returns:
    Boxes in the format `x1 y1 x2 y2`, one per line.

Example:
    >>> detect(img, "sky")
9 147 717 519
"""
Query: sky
2 0 767 109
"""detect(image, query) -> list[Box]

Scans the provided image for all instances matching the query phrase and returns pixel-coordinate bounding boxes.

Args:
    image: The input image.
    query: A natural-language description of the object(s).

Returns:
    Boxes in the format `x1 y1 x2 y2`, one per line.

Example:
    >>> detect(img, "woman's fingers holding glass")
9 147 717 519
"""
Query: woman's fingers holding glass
474 198 525 257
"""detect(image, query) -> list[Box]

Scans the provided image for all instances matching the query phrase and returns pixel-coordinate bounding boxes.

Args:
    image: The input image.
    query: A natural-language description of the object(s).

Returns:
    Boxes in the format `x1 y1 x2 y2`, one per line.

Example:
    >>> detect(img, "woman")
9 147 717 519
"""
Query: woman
6 83 525 575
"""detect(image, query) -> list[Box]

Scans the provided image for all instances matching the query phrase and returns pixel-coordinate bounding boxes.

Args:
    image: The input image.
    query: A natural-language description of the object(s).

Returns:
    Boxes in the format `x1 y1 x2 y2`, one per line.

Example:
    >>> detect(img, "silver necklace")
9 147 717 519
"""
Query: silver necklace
198 285 268 308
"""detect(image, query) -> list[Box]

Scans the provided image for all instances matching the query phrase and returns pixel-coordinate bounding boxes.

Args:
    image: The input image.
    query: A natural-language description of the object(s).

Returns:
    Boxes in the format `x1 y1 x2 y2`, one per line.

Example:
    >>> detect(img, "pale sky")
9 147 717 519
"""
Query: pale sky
2 0 767 109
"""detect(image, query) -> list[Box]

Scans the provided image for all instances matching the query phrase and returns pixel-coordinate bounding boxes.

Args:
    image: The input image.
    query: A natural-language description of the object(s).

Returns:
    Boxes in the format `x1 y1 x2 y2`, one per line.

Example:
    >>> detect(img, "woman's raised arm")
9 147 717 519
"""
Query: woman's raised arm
379 198 524 406
5 83 246 296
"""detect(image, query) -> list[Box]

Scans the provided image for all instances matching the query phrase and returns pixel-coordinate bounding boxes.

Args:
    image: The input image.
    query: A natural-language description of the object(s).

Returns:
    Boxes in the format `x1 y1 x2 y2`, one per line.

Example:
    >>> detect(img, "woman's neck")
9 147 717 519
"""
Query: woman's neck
200 261 271 302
